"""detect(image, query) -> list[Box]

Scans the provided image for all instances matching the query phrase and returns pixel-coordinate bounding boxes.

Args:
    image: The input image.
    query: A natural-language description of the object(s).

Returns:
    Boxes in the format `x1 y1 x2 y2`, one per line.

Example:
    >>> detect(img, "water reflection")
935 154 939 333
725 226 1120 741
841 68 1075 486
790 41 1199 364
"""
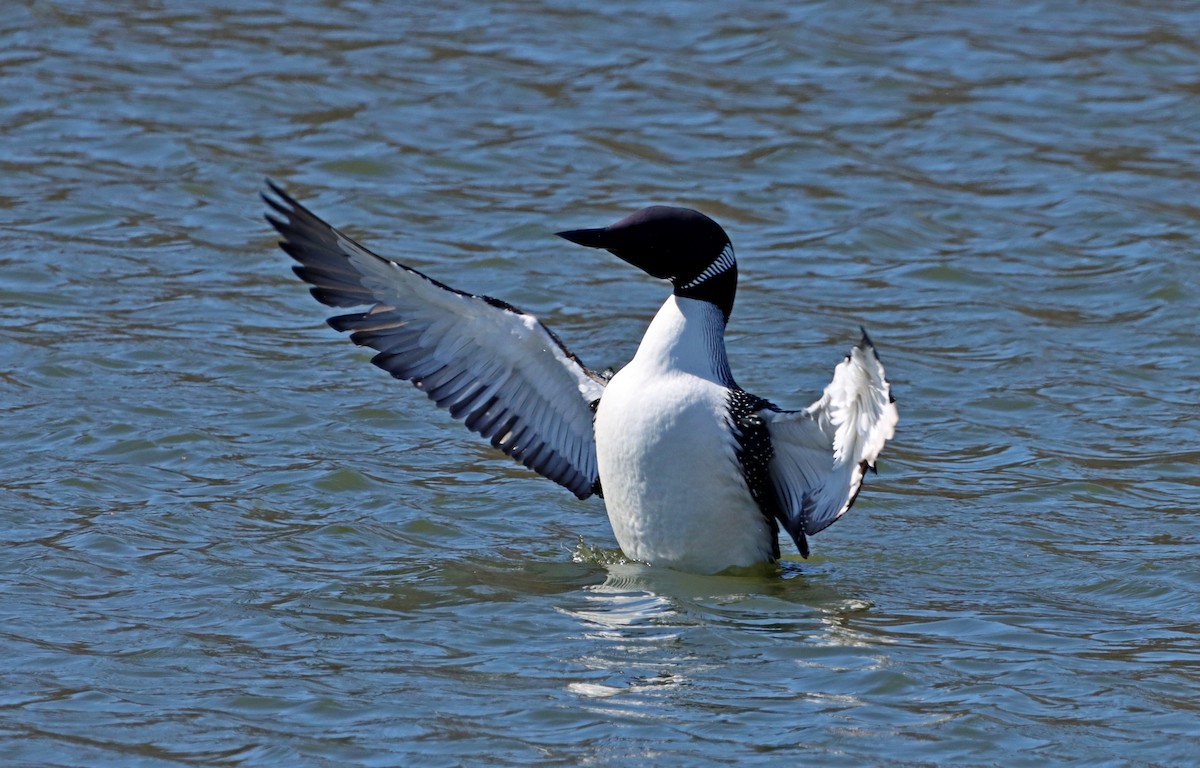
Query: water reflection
565 561 882 709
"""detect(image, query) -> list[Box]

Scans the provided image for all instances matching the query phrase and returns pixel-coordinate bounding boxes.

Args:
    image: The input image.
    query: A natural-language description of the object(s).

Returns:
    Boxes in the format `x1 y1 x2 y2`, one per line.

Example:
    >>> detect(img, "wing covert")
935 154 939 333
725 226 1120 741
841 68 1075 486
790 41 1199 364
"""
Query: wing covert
263 181 607 498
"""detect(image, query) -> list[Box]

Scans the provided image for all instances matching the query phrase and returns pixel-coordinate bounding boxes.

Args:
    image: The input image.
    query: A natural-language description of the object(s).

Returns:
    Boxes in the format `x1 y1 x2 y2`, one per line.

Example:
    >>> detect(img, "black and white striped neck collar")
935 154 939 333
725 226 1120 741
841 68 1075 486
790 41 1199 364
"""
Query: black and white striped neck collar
675 243 737 322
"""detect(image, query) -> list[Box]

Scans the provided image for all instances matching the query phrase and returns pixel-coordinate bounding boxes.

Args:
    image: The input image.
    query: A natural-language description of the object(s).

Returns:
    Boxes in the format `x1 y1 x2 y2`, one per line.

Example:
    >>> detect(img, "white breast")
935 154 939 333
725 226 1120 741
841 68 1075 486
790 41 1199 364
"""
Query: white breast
593 296 776 573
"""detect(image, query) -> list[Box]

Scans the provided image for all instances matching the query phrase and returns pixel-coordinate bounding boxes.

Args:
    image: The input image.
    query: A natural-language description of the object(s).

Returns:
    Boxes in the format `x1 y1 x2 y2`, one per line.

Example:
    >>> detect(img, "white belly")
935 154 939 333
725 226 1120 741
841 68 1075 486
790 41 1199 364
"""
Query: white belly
594 367 776 573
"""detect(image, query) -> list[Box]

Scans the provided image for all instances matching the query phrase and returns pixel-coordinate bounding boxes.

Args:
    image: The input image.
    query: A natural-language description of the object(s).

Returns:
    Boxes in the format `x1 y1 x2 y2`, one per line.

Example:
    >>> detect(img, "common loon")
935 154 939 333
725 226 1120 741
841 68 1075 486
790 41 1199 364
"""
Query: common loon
264 183 898 574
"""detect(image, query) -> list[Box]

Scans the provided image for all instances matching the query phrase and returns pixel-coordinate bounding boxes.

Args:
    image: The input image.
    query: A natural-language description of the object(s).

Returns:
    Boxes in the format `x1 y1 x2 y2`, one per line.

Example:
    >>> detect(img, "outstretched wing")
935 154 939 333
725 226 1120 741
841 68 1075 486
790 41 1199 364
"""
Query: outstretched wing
762 332 897 548
263 181 607 499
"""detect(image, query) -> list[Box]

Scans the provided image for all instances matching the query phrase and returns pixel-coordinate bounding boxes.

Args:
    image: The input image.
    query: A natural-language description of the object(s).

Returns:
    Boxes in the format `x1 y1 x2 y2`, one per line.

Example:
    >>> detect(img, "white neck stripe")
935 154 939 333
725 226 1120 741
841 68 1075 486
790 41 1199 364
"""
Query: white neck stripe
679 243 735 289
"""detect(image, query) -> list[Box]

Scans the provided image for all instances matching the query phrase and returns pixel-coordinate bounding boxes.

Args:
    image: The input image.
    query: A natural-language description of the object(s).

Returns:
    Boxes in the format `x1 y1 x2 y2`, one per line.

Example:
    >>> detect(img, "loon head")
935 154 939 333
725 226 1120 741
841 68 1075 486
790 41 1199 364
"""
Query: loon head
557 206 738 320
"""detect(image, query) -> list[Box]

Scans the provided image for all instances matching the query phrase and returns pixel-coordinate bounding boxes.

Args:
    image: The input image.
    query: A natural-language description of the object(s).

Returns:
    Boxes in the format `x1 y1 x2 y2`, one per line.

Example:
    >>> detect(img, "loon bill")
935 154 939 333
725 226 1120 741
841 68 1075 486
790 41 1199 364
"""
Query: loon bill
264 182 898 574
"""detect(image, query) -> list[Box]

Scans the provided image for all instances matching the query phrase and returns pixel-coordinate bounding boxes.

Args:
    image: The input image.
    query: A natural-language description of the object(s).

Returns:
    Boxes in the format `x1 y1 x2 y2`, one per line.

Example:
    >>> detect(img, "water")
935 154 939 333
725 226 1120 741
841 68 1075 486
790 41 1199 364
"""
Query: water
3 1 1198 765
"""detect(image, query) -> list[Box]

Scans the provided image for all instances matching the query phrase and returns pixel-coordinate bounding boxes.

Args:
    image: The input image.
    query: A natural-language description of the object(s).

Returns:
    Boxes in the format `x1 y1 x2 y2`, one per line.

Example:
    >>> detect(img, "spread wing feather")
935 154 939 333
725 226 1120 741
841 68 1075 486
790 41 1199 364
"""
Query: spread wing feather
763 332 897 543
263 182 606 498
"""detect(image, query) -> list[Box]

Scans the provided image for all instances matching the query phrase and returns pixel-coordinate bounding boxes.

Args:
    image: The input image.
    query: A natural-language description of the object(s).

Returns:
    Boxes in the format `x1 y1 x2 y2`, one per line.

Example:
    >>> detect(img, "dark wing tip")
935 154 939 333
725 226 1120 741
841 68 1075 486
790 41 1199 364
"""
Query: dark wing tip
857 326 892 378
264 177 292 202
858 325 875 349
261 180 314 219
264 212 288 236
261 181 303 232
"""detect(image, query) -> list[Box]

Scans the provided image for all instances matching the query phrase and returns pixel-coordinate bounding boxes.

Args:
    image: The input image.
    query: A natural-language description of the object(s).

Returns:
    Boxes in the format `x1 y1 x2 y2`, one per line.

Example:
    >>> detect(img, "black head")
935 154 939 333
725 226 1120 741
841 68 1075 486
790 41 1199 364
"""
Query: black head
557 206 738 319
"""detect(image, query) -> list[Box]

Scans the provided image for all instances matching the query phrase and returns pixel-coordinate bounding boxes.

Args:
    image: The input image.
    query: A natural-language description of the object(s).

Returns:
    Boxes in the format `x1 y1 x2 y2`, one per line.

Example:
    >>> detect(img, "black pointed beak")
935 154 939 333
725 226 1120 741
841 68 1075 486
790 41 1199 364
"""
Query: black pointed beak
557 226 647 274
555 227 611 249
557 224 673 279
